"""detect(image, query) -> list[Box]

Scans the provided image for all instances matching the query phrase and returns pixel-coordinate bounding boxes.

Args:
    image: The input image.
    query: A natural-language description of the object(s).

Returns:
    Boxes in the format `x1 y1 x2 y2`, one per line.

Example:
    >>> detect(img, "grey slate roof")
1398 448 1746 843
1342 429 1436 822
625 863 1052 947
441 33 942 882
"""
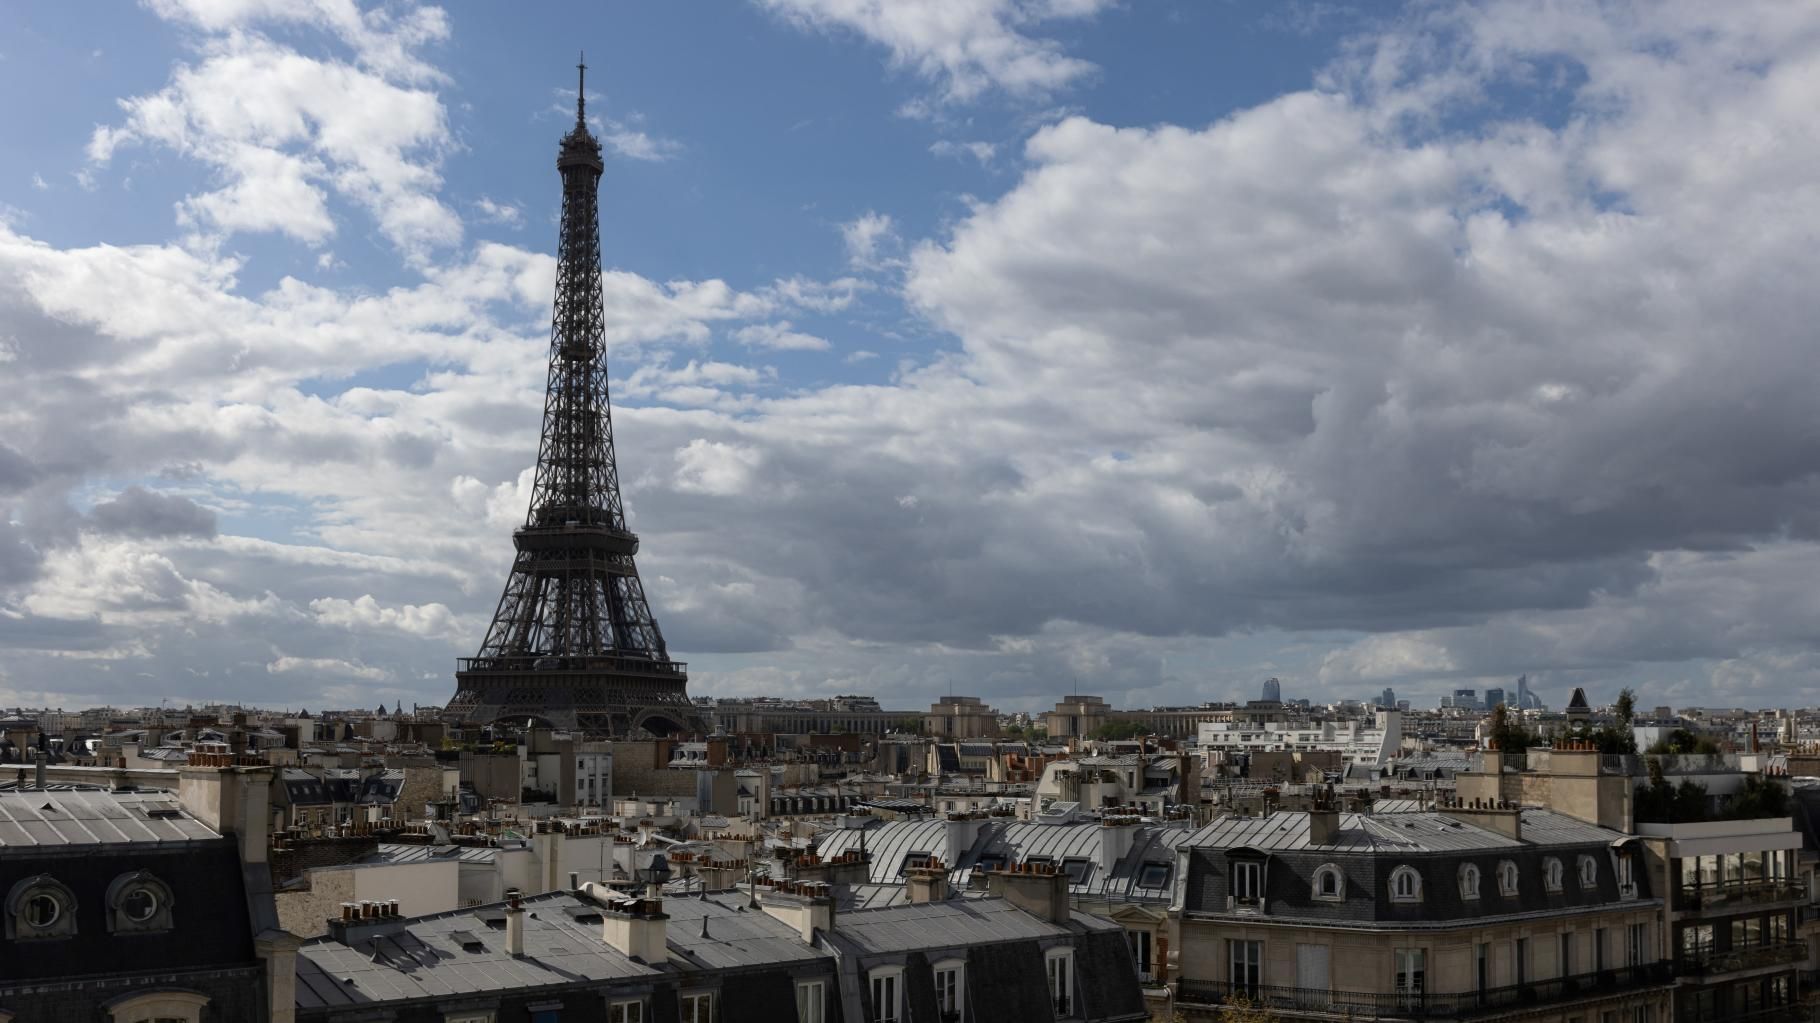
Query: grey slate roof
297 892 668 1009
816 817 1192 902
370 841 498 865
1179 809 1650 928
0 786 217 847
1181 808 1617 852
823 897 1070 955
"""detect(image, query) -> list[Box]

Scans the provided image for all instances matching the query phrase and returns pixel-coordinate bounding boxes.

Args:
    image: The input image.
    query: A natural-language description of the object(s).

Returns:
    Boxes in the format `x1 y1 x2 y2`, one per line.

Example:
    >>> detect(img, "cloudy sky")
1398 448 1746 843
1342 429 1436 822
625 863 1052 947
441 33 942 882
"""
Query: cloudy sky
3 0 1820 715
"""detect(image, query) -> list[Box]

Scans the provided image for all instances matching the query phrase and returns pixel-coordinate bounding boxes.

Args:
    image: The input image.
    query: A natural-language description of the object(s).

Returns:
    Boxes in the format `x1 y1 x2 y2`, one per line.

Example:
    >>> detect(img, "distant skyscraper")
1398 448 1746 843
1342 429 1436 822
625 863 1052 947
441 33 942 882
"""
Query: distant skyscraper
1453 688 1478 710
1516 674 1536 709
1380 687 1396 709
1261 677 1282 703
1484 687 1506 710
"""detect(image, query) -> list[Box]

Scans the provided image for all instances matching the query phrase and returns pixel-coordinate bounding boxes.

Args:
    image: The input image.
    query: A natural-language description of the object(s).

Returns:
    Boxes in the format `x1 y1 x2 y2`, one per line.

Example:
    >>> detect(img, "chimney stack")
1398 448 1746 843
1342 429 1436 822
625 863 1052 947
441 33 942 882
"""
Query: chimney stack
601 895 669 962
34 750 47 789
907 860 950 904
985 863 1070 924
505 888 526 957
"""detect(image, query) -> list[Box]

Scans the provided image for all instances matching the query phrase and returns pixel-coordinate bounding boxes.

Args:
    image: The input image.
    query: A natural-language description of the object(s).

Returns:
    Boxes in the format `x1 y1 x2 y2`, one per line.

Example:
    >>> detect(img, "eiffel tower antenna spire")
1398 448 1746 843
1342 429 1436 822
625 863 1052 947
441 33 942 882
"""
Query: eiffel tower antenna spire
576 52 587 128
445 62 703 740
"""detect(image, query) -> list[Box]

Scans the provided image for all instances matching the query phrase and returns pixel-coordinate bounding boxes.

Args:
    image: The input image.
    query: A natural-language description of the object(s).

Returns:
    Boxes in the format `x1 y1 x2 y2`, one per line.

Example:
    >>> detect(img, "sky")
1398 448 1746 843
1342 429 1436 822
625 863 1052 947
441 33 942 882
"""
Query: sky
4 1 1820 715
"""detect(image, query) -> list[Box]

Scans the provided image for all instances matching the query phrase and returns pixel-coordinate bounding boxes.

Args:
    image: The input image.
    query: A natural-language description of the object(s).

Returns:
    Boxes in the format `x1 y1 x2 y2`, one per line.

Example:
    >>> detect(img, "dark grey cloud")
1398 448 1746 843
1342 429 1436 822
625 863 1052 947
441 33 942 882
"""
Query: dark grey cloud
88 486 218 539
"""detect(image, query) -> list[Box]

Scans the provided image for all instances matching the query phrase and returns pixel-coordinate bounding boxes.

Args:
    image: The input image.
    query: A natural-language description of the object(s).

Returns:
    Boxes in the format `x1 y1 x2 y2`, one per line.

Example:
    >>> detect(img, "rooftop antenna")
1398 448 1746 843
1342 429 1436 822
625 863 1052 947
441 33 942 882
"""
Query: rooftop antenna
575 51 587 128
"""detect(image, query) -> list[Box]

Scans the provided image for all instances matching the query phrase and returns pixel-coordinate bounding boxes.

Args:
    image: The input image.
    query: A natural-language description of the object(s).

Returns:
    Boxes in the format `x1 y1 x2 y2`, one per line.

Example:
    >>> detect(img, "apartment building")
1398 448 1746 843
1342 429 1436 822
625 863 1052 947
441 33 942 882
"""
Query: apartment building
1171 803 1674 1023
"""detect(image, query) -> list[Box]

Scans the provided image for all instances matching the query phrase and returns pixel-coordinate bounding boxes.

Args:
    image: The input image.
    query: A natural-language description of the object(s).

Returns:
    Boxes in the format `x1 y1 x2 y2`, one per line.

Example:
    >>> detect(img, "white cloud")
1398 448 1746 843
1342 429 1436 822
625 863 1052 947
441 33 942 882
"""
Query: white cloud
733 320 831 351
30 174 48 191
88 18 458 258
471 196 523 228
266 654 390 680
756 0 1114 102
840 210 898 269
929 139 996 165
309 594 462 639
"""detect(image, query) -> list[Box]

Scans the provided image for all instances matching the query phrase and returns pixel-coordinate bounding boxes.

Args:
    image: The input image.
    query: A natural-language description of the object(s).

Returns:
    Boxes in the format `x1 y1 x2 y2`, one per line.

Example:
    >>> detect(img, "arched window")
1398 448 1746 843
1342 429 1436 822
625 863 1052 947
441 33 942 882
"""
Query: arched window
1498 860 1519 896
1577 855 1598 889
4 874 77 941
1544 857 1564 892
1459 863 1481 899
107 871 176 935
1314 864 1344 901
1390 865 1422 903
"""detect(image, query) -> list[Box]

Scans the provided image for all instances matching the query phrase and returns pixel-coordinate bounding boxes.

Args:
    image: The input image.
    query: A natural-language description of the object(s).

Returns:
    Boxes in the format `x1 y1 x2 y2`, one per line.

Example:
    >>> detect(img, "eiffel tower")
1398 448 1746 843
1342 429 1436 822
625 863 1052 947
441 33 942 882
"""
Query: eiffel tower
445 59 704 738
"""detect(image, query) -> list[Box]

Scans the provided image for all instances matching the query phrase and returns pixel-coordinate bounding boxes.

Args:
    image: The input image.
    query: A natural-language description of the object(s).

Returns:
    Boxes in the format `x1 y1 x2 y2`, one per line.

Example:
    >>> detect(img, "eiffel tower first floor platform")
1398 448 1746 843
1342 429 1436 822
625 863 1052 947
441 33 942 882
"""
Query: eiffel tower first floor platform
444 654 708 738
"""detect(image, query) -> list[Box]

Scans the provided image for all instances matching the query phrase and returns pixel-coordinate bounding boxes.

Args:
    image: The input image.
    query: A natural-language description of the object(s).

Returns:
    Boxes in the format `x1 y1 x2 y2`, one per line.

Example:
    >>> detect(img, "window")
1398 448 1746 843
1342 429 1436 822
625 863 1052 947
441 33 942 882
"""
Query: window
1579 855 1599 889
682 993 713 1023
1769 913 1791 942
445 1014 495 1023
1048 949 1075 1017
1633 1008 1652 1023
1617 854 1635 892
1475 943 1489 1001
1595 928 1607 973
934 960 965 1021
1499 860 1521 896
1628 923 1647 966
103 991 211 1023
1390 866 1421 902
869 970 901 1023
1137 862 1172 889
1313 864 1344 901
796 981 825 1023
1515 938 1529 986
1459 864 1481 900
107 871 176 935
1129 929 1154 980
1394 949 1425 1007
609 1002 644 1023
5 874 77 941
1296 943 1329 990
1229 939 1262 993
1544 858 1563 892
1560 932 1575 976
1060 858 1093 885
897 853 934 876
1680 924 1713 959
1234 861 1262 903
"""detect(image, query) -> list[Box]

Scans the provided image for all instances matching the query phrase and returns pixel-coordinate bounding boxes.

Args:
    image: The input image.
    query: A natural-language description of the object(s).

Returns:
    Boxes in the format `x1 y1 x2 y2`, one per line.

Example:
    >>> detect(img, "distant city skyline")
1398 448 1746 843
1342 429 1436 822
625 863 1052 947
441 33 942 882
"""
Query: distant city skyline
3 2 1819 712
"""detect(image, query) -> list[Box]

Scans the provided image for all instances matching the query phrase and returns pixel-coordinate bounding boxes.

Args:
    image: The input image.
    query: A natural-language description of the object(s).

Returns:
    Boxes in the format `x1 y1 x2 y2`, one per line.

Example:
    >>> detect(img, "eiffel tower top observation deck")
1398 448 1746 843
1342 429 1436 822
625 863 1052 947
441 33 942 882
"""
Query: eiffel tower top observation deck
445 59 703 738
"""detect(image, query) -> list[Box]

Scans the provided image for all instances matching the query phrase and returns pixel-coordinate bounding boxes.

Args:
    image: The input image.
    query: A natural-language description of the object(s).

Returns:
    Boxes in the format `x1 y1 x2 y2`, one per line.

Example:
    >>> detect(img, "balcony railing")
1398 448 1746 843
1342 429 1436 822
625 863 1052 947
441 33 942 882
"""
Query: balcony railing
1677 1006 1810 1023
1677 879 1807 912
1677 942 1806 976
1176 963 1673 1020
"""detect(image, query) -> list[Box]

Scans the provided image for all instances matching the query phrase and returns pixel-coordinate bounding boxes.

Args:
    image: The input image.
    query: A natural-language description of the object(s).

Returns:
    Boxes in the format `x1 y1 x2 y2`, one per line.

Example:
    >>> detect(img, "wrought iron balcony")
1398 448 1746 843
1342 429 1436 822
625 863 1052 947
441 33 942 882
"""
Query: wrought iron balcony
1677 941 1806 976
1676 1005 1810 1023
1677 880 1808 912
1176 963 1673 1020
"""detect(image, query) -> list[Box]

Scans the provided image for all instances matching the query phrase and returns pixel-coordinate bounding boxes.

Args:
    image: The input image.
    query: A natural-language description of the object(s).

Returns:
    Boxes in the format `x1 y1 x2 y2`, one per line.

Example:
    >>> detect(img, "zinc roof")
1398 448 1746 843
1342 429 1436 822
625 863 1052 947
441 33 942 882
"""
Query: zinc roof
1182 808 1623 852
0 786 218 848
824 897 1068 955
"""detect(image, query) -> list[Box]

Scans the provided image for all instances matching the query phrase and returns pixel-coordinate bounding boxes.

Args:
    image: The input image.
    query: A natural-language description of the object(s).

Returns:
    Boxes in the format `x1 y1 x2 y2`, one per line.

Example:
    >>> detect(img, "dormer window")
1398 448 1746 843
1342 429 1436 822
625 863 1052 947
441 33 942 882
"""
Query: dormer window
1459 864 1481 900
1390 865 1422 903
1578 855 1599 889
107 870 175 934
1498 861 1519 897
1544 857 1564 892
1314 864 1345 901
5 875 77 941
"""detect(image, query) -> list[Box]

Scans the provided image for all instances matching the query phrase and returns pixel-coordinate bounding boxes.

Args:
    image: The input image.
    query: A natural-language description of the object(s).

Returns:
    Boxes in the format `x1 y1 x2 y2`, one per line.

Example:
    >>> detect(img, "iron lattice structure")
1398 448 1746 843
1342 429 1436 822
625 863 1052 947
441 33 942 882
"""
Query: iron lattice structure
446 63 704 738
